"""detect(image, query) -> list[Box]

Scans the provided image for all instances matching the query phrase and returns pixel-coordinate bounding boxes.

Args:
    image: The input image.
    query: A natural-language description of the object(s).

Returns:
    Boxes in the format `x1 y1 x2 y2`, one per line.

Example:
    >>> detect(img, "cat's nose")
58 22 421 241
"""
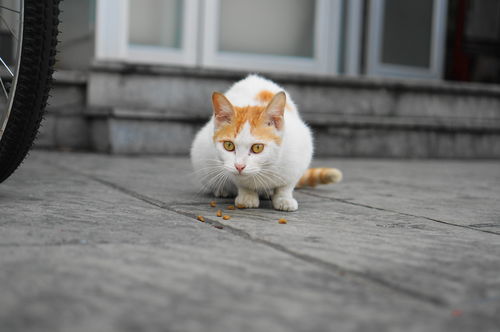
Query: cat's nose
234 163 246 173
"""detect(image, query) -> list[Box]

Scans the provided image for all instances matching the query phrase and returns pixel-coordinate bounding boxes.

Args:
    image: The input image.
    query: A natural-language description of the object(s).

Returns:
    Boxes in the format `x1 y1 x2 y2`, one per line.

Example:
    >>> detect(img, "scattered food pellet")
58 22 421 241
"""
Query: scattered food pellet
227 205 235 210
214 225 224 229
236 204 246 209
278 218 287 224
222 215 231 220
452 310 463 317
197 215 205 222
216 209 222 217
210 201 216 207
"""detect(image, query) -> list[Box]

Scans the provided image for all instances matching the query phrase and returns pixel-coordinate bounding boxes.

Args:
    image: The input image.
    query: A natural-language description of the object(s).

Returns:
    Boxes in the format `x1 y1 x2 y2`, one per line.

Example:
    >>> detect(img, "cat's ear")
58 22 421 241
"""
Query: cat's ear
264 91 286 130
212 92 234 127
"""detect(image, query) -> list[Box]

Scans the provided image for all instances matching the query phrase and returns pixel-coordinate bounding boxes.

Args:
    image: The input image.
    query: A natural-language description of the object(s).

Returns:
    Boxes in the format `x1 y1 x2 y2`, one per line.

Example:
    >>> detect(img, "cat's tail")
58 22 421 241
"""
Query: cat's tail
296 168 343 188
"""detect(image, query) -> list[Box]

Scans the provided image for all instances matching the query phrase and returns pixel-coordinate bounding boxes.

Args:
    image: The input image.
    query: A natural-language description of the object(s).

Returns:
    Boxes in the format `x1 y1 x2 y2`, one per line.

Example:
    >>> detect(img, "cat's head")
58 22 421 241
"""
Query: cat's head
211 91 285 176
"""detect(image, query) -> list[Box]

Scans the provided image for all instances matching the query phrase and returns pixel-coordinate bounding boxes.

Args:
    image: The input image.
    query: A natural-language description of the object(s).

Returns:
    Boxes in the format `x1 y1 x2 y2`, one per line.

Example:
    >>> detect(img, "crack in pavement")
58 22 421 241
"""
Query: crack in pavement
44 160 450 309
300 190 500 236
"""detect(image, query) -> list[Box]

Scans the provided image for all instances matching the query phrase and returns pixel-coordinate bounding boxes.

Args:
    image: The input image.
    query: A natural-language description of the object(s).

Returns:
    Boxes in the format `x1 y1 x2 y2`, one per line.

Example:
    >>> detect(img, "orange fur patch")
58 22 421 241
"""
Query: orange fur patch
256 90 292 111
256 90 275 103
296 168 342 188
213 105 282 144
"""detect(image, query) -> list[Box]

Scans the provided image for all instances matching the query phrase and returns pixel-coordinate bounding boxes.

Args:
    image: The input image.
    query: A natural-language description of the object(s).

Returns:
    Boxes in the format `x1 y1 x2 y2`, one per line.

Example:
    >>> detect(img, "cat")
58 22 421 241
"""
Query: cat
190 75 342 211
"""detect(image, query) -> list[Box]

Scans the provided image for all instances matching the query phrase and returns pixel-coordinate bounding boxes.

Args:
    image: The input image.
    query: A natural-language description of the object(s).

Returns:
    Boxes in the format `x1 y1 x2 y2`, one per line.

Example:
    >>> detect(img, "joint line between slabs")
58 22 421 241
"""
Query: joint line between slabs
48 161 449 308
300 191 500 236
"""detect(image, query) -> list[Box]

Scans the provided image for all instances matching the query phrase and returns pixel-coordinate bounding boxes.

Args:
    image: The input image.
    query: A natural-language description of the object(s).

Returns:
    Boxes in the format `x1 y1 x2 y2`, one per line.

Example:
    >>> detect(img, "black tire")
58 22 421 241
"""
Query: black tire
0 0 60 183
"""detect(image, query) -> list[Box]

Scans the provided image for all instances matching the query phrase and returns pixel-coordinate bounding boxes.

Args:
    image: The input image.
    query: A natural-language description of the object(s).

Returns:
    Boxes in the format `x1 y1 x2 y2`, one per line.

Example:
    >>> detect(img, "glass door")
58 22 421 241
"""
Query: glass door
366 0 448 79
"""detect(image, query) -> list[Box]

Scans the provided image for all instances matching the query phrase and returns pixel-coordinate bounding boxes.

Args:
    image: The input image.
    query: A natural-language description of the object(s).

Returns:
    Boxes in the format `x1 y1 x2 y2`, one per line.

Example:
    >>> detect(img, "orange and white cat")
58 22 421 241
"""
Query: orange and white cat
190 75 341 211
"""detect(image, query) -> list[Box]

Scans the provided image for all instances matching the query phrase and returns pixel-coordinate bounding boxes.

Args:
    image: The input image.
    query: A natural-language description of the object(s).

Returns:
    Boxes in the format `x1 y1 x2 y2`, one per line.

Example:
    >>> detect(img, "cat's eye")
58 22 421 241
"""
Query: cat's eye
223 141 235 151
251 144 264 154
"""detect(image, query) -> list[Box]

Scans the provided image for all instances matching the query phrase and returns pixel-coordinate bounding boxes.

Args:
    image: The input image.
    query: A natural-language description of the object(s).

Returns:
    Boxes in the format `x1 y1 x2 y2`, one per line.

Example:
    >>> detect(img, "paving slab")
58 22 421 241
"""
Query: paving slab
174 201 500 315
0 151 499 331
307 159 500 233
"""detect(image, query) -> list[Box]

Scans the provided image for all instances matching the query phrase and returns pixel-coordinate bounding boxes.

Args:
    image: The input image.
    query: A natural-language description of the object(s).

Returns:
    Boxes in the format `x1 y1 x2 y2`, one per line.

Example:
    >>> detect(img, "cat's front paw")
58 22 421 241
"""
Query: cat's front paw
235 192 259 208
273 196 298 211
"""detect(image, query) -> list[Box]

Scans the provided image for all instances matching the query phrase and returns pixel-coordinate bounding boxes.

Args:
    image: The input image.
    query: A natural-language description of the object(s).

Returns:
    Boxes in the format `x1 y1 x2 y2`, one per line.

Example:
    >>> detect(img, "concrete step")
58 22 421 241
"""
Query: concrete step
85 64 500 158
37 70 89 150
87 108 500 157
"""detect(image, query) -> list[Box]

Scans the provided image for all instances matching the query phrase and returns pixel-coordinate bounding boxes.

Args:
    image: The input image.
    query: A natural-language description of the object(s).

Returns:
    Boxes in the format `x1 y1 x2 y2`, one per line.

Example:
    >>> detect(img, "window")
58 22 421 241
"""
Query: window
366 0 448 79
96 0 342 74
96 0 199 65
201 0 341 75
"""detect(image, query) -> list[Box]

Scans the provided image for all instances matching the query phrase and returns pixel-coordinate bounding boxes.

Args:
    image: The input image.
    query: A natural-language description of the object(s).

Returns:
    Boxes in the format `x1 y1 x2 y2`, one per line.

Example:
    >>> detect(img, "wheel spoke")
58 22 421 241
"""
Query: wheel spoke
0 14 19 41
0 56 13 77
0 76 8 99
0 5 20 14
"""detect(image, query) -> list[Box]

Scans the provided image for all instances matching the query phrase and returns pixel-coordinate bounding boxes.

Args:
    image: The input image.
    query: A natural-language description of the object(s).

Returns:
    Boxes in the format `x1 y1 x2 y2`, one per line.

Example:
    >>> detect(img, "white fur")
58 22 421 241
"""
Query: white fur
190 75 313 211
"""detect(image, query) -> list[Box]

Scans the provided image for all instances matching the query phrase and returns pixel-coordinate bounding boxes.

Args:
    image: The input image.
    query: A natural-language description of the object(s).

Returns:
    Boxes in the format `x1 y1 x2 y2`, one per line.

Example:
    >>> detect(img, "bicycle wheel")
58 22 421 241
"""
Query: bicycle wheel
0 0 60 183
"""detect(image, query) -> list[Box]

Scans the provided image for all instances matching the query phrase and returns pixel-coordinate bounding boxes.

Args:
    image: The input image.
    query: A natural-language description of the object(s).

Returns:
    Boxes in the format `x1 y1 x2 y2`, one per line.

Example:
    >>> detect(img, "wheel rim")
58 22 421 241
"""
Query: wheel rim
0 0 24 140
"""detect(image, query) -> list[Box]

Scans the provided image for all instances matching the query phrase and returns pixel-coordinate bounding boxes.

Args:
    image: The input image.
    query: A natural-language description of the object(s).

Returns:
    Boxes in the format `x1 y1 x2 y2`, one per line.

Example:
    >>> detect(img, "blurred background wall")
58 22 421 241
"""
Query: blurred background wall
32 0 500 158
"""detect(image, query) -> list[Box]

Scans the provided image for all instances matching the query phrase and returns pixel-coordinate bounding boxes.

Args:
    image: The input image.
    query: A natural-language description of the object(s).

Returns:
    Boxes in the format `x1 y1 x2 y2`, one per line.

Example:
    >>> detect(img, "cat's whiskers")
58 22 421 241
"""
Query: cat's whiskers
212 170 231 197
249 172 260 191
253 173 272 198
188 164 223 183
197 164 225 187
259 167 288 186
261 165 286 183
255 173 274 198
203 166 225 184
190 160 223 172
188 157 232 198
200 171 226 195
262 162 287 174
192 167 222 179
176 163 222 199
189 160 222 172
263 169 287 182
197 157 223 162
195 175 220 197
257 172 275 191
196 167 224 184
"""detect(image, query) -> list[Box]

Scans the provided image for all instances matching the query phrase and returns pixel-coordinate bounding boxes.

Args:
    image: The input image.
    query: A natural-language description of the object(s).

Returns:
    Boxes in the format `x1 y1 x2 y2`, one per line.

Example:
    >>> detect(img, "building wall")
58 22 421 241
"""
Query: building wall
37 0 500 158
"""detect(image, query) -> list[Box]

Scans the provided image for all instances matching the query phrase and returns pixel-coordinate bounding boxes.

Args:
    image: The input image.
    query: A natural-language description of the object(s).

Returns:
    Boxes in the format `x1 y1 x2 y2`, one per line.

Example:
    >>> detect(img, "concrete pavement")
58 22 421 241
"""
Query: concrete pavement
0 151 499 332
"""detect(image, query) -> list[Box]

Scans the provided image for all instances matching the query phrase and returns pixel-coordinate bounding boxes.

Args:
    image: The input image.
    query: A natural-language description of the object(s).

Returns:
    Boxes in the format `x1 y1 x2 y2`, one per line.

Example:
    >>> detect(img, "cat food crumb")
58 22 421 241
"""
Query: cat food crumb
210 201 216 207
452 310 463 317
222 215 231 220
236 204 246 209
216 209 222 217
197 215 205 222
278 218 287 224
227 205 235 210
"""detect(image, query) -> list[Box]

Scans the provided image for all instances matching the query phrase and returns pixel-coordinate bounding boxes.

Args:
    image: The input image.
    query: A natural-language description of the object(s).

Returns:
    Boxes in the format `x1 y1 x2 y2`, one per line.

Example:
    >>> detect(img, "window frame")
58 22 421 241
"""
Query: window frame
344 0 363 76
366 0 448 79
200 0 342 75
95 0 199 66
